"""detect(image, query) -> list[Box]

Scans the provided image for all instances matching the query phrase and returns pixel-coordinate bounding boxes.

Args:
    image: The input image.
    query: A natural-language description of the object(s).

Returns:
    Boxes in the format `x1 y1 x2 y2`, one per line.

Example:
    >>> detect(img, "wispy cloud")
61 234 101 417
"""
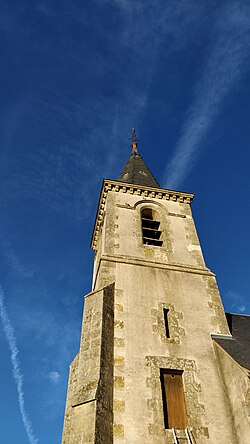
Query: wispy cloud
1 1 211 221
0 228 33 278
224 289 247 314
162 2 250 188
0 286 38 444
48 371 61 384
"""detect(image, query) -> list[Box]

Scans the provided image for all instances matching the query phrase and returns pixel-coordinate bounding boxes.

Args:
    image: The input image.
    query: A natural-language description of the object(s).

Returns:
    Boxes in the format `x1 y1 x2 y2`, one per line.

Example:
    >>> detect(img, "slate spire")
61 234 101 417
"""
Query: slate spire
118 130 160 188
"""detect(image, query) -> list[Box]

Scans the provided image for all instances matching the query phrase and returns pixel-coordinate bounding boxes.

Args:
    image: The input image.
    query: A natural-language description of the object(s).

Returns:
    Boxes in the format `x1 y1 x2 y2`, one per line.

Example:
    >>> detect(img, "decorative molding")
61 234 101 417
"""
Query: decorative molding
91 179 194 250
116 203 134 209
134 199 171 211
168 212 186 218
100 254 214 277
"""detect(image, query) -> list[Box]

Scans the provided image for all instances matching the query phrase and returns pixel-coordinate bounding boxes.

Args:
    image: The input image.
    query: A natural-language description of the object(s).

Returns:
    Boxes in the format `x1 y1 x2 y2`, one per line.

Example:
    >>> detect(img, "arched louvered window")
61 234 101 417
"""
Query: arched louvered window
141 208 163 246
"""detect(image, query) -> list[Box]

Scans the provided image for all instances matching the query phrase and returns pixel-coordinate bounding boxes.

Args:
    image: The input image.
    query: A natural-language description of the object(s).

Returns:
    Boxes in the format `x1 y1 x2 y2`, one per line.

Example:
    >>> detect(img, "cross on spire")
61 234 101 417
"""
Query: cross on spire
119 130 160 187
131 128 138 153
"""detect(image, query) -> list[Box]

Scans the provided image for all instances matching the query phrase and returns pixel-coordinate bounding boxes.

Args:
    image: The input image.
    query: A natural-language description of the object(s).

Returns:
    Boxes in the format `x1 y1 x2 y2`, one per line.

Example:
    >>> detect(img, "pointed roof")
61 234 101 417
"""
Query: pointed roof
118 130 160 188
118 152 160 187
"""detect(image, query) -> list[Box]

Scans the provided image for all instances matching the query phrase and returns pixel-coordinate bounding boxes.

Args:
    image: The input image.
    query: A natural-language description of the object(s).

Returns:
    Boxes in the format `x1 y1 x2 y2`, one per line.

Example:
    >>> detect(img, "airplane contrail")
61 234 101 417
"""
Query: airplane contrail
0 286 39 444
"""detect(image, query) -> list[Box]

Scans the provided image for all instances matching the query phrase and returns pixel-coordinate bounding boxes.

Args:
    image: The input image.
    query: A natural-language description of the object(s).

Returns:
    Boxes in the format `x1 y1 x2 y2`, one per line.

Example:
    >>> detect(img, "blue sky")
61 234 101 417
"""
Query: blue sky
0 1 250 443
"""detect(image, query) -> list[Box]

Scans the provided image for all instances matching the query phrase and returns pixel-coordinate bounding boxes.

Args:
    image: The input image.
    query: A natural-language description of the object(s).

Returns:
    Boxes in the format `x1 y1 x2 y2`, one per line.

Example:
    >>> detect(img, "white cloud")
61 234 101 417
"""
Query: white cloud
0 227 33 278
237 305 246 313
162 1 250 189
224 289 247 314
48 371 61 384
0 286 39 444
1 1 213 222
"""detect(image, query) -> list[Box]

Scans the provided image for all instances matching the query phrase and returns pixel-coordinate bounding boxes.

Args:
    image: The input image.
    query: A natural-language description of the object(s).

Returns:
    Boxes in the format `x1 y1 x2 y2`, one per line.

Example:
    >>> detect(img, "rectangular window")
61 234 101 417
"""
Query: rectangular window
160 369 187 429
163 308 170 338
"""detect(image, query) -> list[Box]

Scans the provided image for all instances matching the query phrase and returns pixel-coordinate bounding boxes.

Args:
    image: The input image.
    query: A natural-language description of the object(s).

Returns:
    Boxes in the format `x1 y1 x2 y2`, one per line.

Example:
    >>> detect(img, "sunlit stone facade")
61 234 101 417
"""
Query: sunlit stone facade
62 149 249 444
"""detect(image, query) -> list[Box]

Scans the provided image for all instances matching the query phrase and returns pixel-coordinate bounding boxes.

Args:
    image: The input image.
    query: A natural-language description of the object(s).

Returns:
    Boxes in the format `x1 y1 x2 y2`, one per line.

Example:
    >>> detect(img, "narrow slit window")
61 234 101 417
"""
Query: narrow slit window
163 308 170 338
141 208 163 246
160 369 187 429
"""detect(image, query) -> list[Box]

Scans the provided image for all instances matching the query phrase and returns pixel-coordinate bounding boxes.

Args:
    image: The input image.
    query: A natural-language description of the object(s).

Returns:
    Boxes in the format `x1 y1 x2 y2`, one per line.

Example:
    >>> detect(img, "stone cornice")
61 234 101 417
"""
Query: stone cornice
100 254 214 276
91 179 194 251
92 254 214 291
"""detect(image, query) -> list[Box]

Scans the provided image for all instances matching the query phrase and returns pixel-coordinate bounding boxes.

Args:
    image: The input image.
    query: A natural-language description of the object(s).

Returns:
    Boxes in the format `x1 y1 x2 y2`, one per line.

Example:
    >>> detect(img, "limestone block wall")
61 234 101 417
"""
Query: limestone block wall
90 186 238 443
108 263 235 444
95 284 114 443
62 355 80 443
62 284 114 444
62 182 247 443
92 189 207 290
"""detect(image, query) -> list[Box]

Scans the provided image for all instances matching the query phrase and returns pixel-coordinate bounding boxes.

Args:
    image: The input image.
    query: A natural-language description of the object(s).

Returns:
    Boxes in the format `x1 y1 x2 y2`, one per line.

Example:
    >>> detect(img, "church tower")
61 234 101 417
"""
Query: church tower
62 131 249 444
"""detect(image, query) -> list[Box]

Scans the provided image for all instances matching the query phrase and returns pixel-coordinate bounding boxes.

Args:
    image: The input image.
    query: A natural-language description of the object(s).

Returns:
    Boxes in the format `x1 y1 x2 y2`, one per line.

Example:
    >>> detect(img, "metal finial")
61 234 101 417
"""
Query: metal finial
131 128 138 153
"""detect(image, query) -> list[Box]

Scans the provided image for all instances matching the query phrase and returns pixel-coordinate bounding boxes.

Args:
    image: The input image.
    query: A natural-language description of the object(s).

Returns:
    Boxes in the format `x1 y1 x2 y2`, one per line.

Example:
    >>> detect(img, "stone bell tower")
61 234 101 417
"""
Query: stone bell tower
62 131 249 444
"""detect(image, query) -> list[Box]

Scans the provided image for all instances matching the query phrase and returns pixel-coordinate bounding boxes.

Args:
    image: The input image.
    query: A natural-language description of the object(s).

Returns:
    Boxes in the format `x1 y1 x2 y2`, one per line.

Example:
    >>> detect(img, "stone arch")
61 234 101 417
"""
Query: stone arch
134 200 173 253
134 199 168 213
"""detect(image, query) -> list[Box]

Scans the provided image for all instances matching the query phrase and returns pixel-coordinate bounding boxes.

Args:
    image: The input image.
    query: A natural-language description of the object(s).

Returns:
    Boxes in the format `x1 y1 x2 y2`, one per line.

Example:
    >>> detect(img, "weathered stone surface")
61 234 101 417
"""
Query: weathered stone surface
214 342 249 443
113 376 125 388
114 400 125 412
62 284 114 443
151 302 185 344
114 337 125 347
63 181 248 444
113 423 124 438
